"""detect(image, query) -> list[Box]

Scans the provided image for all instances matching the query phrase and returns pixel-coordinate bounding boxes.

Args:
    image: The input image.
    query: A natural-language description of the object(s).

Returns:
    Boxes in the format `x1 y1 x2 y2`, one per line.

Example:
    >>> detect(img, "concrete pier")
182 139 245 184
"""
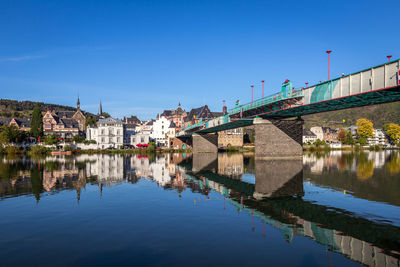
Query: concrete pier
192 133 218 153
254 158 303 199
254 118 303 159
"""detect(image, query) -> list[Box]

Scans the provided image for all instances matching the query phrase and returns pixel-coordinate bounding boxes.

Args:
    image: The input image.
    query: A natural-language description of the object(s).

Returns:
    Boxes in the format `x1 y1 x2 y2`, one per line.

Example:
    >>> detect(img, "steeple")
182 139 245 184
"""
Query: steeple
98 100 103 116
77 95 80 111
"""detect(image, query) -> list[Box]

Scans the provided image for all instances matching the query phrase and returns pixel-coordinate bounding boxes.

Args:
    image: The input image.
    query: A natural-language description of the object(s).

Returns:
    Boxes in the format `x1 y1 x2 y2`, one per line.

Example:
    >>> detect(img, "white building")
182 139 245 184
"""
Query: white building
131 133 151 147
310 126 324 141
86 118 124 149
367 129 387 145
152 116 171 147
303 129 318 144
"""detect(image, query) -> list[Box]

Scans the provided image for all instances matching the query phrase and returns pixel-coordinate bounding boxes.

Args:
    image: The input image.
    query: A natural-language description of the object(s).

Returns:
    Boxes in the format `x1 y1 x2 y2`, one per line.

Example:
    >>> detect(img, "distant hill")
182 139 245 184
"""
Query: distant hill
0 99 96 118
303 102 400 129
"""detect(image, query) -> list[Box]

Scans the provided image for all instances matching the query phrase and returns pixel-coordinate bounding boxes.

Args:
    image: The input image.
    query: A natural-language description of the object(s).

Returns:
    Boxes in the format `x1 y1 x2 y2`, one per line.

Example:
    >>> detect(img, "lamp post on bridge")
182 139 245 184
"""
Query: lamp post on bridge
261 80 265 99
305 82 308 88
326 50 332 80
251 85 254 106
387 55 392 62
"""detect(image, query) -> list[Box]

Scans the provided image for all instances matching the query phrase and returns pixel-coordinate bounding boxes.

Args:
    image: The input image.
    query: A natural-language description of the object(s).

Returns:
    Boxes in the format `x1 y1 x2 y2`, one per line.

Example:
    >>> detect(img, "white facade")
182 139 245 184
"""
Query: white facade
86 118 124 149
367 129 387 145
152 116 170 147
310 126 324 141
131 133 150 146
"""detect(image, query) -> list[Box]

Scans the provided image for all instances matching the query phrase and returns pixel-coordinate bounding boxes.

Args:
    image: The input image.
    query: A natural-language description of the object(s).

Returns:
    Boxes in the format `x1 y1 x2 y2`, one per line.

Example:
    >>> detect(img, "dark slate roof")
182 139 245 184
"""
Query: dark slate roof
169 121 176 128
126 116 141 124
303 129 317 137
0 117 11 126
14 118 31 127
56 111 76 119
185 105 212 121
61 118 79 128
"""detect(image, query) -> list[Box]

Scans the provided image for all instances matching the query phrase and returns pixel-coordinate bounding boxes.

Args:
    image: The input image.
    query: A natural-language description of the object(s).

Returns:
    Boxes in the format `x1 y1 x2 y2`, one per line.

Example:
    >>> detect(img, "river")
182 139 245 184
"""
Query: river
0 151 399 266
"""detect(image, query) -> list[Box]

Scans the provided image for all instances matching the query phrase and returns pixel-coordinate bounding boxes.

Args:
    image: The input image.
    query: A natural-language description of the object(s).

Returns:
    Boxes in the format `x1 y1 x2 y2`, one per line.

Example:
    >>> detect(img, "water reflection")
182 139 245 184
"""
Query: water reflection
0 151 399 266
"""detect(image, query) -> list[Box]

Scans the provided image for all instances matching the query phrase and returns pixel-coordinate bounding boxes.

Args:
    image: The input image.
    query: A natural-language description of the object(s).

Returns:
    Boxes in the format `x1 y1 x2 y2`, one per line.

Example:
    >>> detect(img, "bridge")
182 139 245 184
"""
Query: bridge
177 59 400 157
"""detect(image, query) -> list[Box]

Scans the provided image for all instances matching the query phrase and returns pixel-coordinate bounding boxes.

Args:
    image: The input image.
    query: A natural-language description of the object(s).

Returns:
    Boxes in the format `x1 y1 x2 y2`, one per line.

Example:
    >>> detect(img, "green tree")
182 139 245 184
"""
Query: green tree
45 134 59 145
313 139 326 147
102 112 111 118
356 118 374 139
31 103 43 138
73 135 85 143
344 131 355 145
85 115 98 127
0 125 25 144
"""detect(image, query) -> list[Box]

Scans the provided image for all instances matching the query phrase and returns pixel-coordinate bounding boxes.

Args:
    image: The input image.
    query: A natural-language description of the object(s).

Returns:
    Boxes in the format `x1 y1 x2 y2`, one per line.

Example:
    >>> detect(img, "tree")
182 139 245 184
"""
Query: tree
31 103 43 138
102 112 111 118
73 135 85 143
338 128 347 144
356 118 374 139
344 131 355 145
44 134 59 145
85 115 98 127
0 125 25 144
384 123 400 145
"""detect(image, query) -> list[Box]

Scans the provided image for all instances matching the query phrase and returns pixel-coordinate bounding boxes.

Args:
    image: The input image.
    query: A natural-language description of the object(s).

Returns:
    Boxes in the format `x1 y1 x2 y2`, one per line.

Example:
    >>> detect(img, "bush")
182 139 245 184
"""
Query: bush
313 139 325 147
148 142 156 151
63 145 74 152
30 145 49 155
45 134 59 145
5 145 22 155
73 135 85 143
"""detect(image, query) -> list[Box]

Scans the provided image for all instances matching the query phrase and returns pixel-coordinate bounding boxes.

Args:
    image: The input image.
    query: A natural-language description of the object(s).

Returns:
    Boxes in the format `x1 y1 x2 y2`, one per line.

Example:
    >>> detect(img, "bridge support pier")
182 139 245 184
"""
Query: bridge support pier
254 117 303 159
192 133 218 153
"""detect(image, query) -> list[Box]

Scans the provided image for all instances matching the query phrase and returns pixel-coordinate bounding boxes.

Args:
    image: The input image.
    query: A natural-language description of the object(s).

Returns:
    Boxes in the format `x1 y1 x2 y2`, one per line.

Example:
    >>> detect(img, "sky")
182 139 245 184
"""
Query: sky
0 0 399 120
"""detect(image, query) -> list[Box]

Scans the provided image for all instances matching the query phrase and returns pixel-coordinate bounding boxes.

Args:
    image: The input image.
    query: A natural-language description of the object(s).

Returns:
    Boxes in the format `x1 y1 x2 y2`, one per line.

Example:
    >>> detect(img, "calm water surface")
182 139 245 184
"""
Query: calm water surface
0 151 399 266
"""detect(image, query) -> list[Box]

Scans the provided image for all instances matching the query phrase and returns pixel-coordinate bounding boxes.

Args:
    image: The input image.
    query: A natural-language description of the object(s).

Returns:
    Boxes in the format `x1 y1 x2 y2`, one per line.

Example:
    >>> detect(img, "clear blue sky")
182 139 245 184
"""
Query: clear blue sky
1 0 399 119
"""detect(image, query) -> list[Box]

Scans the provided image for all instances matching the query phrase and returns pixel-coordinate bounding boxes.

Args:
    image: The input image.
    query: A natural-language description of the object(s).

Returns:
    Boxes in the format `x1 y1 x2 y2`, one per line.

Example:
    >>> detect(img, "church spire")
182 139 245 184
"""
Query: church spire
98 100 103 117
77 95 80 111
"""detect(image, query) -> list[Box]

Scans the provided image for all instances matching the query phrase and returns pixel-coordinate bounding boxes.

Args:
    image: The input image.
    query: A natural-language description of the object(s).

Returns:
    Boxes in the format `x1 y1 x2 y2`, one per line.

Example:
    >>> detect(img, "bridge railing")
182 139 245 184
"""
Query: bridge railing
228 90 304 115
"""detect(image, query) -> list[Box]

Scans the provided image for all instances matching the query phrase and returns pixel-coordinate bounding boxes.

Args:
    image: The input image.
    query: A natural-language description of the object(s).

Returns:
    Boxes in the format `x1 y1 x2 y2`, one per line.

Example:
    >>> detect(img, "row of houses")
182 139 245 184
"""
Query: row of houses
303 126 390 146
85 102 244 149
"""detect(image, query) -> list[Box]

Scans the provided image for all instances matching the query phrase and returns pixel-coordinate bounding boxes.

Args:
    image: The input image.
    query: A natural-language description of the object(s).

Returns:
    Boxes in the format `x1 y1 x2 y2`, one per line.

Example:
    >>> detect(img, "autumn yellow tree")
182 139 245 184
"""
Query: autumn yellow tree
356 118 374 139
385 123 400 145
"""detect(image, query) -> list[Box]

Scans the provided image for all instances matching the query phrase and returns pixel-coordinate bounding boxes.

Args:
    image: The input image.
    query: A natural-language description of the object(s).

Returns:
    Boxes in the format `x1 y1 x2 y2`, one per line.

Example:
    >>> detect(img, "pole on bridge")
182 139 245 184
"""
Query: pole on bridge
251 85 254 106
326 50 332 80
305 82 308 88
387 55 392 62
261 80 265 98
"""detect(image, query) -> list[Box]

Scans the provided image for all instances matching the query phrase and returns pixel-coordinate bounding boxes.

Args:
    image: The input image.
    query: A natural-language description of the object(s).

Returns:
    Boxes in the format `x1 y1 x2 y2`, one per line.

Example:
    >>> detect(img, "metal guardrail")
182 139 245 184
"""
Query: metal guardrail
177 90 304 136
228 90 304 115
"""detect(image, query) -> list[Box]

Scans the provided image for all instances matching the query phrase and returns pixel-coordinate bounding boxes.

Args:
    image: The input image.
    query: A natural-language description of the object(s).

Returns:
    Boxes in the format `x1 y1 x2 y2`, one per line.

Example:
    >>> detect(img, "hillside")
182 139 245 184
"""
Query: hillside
303 102 400 129
0 99 96 118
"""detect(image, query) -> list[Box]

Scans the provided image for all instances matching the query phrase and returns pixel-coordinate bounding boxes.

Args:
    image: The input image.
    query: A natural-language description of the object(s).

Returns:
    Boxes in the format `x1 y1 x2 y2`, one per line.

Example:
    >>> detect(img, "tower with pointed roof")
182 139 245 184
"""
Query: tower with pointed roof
98 101 103 117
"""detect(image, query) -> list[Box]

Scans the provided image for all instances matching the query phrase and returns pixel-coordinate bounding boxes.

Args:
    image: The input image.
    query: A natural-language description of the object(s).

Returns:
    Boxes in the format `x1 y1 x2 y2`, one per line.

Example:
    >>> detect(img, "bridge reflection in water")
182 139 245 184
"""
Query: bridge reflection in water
181 153 400 267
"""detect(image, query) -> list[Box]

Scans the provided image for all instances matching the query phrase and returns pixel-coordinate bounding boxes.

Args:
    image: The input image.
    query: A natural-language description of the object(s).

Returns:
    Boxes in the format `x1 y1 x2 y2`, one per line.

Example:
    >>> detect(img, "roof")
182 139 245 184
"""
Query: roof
98 118 123 124
125 116 141 124
211 112 223 117
55 111 76 119
0 117 11 126
169 121 177 128
185 105 213 122
14 118 31 127
303 129 317 137
61 118 79 128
